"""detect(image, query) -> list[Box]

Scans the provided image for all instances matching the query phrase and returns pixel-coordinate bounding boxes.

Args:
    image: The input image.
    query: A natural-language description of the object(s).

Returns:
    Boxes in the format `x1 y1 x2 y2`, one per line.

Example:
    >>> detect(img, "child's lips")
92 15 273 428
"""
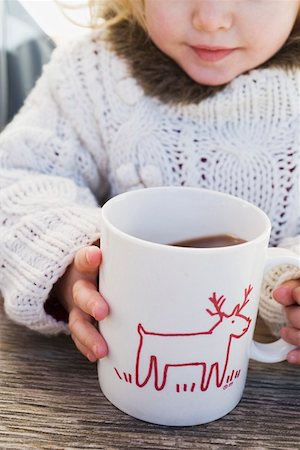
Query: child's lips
192 46 236 62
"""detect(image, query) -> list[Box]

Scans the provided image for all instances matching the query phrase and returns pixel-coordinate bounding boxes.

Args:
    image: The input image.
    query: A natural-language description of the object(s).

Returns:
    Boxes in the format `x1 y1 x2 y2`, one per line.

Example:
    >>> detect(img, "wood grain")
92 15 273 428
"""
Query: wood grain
0 301 299 450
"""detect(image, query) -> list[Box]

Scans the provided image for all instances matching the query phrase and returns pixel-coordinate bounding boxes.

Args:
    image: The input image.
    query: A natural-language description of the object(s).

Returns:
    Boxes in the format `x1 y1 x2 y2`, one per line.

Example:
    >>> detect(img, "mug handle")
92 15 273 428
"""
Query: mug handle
250 247 300 363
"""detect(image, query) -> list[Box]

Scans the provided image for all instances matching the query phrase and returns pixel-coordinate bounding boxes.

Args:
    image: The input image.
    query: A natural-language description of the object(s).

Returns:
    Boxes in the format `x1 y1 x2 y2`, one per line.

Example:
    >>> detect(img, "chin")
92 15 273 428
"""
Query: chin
184 63 237 87
190 71 236 87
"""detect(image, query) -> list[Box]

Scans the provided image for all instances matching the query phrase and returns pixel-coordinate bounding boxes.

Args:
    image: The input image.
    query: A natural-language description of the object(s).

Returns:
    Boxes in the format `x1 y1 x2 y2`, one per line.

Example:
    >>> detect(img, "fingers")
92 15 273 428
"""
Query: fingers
69 306 108 361
273 279 300 306
281 326 300 347
67 245 109 362
286 349 300 365
72 335 98 363
280 326 300 365
73 279 109 321
285 304 300 328
74 245 102 276
71 278 109 361
274 279 300 365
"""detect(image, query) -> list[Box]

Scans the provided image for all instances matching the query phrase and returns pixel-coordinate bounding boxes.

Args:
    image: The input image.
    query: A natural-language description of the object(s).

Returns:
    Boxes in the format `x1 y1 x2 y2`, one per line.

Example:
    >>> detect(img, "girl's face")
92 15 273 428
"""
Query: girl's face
144 0 300 86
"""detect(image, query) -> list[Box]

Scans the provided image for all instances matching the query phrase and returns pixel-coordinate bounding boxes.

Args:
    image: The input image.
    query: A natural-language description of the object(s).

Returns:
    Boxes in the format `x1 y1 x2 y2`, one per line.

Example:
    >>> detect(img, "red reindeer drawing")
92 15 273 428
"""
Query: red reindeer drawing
135 285 252 392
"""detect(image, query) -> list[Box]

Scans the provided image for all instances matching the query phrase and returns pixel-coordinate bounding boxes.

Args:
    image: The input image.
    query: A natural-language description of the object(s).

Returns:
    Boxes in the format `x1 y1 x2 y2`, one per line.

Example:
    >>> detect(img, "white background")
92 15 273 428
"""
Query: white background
19 0 92 42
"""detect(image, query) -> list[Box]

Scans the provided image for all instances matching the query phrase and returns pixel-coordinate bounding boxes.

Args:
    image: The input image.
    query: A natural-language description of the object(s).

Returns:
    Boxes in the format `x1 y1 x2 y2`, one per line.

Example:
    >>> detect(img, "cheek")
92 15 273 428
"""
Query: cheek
245 15 296 65
145 3 182 52
146 20 178 55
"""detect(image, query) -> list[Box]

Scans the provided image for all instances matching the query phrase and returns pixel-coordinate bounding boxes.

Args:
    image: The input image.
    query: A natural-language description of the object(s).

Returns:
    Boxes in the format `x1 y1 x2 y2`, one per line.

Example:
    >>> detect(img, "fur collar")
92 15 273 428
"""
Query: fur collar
104 19 300 105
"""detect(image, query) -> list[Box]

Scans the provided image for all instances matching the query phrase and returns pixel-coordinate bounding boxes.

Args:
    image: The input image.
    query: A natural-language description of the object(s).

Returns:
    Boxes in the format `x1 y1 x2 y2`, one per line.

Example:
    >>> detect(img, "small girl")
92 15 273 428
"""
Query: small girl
0 0 299 364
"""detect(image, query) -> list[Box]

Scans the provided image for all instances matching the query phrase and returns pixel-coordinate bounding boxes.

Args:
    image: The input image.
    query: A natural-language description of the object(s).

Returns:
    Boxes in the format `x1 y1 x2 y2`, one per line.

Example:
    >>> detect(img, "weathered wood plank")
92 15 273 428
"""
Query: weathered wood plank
1 300 299 450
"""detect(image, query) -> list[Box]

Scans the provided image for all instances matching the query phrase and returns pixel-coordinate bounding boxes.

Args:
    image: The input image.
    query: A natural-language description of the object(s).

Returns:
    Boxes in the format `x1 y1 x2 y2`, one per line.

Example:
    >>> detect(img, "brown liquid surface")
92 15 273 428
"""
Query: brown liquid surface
170 234 246 248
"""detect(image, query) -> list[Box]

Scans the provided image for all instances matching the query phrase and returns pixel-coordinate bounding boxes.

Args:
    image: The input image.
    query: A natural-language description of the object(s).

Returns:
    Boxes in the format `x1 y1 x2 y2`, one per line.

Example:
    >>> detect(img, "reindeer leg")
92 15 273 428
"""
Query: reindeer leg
153 358 169 391
201 363 223 391
135 356 154 387
201 363 224 391
199 363 208 391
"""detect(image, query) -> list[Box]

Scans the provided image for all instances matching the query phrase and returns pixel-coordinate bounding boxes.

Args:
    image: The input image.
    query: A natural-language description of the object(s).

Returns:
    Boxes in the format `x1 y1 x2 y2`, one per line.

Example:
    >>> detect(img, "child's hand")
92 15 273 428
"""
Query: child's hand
273 279 300 365
54 245 109 362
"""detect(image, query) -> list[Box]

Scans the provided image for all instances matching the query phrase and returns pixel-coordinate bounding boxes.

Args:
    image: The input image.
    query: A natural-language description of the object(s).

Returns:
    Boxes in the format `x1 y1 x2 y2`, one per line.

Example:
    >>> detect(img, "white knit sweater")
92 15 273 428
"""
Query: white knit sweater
0 33 299 335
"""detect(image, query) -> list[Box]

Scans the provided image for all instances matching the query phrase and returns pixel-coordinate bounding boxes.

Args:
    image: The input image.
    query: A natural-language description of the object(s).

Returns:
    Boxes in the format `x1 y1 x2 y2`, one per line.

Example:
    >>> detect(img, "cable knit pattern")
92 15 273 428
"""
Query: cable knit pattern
0 32 299 335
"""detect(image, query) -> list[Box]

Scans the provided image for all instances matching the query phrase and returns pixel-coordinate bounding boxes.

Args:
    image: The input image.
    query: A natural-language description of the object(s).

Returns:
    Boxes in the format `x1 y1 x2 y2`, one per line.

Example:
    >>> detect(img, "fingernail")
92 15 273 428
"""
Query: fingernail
93 344 103 359
287 354 297 364
273 287 291 301
93 305 101 319
86 247 99 264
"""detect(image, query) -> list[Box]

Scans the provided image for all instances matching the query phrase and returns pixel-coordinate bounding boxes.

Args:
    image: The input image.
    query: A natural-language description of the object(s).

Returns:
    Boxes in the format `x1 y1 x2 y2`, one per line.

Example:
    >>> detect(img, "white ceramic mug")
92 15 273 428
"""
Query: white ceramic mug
98 187 299 426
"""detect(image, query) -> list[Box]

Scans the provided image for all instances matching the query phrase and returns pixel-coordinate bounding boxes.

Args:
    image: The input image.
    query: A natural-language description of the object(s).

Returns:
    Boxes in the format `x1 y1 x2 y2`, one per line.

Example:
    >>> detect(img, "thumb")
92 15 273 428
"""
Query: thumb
273 279 300 306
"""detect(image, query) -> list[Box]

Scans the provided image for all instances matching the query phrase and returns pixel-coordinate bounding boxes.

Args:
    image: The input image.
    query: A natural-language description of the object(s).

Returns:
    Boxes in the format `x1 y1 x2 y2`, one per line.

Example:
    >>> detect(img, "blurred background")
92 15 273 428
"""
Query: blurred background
0 0 90 130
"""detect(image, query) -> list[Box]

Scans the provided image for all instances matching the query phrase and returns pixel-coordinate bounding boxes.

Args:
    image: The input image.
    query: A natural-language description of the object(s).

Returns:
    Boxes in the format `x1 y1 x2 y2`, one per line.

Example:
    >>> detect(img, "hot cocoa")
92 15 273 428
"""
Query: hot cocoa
170 234 246 248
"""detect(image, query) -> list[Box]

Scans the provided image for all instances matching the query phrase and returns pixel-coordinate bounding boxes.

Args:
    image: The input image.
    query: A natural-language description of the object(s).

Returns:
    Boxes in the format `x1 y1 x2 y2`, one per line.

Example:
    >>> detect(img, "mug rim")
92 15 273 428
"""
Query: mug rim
101 187 271 252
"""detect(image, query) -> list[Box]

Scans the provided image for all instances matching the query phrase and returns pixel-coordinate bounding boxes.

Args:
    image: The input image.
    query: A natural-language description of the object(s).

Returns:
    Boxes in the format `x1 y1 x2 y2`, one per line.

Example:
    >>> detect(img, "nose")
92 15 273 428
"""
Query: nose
192 0 233 33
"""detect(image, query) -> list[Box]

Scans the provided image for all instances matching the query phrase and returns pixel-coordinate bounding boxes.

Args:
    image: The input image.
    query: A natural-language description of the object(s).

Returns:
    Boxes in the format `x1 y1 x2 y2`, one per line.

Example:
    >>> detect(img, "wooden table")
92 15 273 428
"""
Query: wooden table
1 301 299 450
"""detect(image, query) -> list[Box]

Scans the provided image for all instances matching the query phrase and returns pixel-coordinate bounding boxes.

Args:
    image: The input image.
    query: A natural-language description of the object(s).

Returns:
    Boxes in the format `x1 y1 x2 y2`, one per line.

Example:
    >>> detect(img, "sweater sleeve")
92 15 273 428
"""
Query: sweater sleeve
259 236 300 337
0 37 109 334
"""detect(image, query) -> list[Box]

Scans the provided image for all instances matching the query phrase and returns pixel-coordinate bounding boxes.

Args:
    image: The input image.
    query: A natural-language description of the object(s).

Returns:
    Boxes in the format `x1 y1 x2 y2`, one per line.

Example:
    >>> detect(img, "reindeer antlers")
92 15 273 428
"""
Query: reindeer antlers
236 284 253 314
206 293 226 318
206 285 253 319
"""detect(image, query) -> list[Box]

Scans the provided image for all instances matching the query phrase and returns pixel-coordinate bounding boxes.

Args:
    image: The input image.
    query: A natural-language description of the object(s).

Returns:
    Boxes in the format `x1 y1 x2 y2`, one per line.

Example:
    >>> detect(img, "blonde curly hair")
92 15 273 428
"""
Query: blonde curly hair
88 0 146 28
56 0 145 30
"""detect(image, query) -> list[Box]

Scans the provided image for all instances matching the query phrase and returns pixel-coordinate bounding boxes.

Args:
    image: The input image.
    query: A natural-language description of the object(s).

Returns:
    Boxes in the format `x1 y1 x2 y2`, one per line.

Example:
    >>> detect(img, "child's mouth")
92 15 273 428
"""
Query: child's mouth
192 46 235 62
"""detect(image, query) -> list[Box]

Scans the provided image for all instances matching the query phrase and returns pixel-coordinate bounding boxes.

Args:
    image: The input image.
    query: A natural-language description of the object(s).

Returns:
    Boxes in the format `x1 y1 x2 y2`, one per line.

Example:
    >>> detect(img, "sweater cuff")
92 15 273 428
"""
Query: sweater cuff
259 240 300 337
1 206 101 335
